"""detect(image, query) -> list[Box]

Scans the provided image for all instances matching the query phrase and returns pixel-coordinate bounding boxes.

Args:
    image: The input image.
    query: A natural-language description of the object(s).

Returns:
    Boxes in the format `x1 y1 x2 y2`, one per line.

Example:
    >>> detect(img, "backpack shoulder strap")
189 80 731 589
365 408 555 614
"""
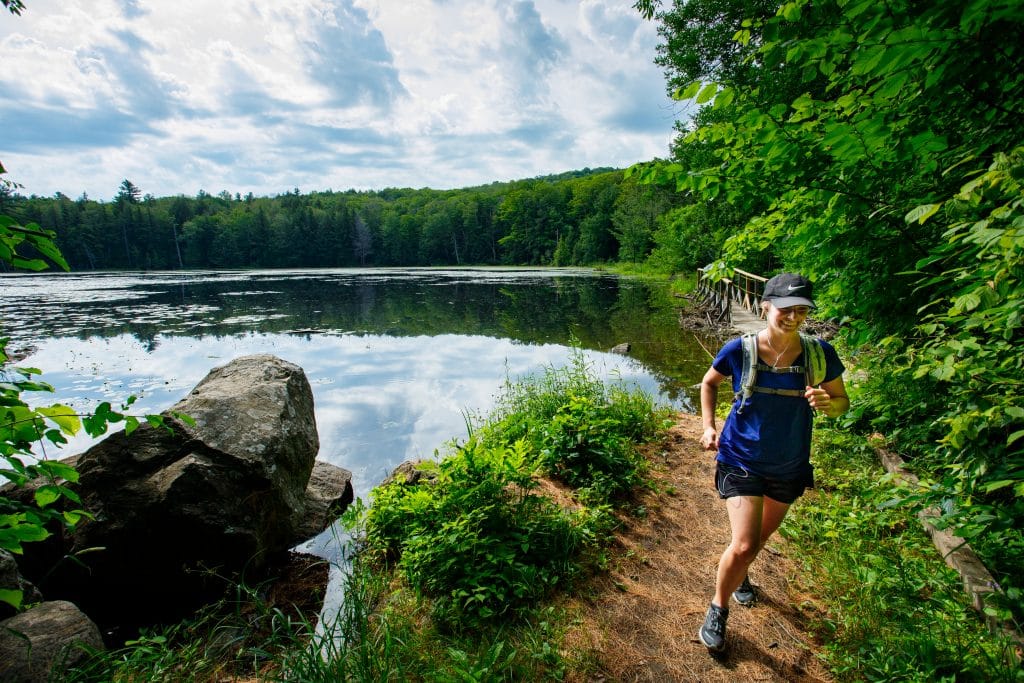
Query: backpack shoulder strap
799 332 827 387
736 332 759 412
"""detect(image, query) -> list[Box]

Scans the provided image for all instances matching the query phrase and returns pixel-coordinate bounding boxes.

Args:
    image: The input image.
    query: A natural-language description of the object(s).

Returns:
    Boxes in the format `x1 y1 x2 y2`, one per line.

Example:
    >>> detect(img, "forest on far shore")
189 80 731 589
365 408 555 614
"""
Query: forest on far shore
0 168 703 273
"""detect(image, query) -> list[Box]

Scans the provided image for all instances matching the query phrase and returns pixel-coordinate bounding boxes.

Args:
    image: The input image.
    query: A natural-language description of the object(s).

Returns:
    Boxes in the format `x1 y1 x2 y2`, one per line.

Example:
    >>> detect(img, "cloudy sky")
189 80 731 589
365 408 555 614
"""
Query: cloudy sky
1 0 680 201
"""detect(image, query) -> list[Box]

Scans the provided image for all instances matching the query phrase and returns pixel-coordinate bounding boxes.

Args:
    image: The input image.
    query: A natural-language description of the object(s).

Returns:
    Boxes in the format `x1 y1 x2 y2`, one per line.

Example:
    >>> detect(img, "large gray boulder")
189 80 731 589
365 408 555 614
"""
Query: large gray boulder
12 355 352 626
0 600 103 683
292 460 356 543
73 355 321 567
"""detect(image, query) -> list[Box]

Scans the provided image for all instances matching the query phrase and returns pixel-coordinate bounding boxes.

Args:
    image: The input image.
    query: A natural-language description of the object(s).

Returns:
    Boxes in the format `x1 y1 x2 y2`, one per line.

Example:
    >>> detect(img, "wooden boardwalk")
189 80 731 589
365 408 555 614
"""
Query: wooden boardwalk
694 266 767 334
730 306 764 335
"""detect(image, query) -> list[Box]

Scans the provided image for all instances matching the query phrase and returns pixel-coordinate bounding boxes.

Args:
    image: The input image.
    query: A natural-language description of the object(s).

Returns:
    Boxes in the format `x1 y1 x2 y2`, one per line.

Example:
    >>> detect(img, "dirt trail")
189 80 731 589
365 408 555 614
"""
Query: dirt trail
562 413 833 683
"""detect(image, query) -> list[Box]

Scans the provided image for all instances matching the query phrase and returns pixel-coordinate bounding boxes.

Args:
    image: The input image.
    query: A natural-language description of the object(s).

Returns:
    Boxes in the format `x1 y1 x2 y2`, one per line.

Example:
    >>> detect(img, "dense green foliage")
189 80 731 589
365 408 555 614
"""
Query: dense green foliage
4 169 683 270
785 428 1022 681
366 440 607 628
477 349 665 503
362 350 667 629
637 0 1024 618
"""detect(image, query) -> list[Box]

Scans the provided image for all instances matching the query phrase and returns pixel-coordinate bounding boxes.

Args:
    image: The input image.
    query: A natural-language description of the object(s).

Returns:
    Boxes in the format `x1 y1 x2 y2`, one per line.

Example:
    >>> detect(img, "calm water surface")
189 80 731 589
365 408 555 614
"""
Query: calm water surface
2 267 721 615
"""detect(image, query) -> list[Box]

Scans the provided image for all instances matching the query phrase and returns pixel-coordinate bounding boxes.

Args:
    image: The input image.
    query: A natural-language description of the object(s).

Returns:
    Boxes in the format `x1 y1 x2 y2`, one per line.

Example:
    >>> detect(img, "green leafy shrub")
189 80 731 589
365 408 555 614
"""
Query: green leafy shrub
537 392 646 502
479 346 666 502
837 149 1024 621
363 347 666 628
786 428 1022 682
365 438 610 628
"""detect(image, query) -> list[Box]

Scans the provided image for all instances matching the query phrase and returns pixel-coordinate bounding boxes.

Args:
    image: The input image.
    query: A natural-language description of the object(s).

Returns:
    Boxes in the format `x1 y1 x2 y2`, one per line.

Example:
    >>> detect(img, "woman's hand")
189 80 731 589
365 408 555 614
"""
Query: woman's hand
700 426 719 451
804 385 831 411
805 384 850 418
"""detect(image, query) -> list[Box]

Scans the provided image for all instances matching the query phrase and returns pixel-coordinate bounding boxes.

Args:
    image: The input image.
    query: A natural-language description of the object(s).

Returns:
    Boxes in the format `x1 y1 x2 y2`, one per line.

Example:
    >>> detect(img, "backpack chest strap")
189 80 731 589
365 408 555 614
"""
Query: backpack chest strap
754 363 806 374
748 386 806 398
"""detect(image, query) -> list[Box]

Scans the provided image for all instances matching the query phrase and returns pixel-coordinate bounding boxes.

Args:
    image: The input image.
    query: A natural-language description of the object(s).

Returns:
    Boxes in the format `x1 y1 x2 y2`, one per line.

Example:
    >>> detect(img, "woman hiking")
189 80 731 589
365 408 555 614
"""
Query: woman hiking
697 273 849 653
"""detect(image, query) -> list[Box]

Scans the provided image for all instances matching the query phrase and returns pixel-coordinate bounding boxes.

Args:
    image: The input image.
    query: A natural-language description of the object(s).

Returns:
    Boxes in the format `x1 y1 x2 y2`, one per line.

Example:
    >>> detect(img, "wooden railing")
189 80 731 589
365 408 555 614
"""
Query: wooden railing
695 266 768 324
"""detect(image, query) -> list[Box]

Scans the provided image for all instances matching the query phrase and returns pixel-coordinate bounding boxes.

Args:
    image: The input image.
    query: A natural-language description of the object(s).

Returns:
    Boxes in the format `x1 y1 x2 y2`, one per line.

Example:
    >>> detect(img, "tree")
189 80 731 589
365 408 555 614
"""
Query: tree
115 179 141 205
352 214 373 266
114 180 142 268
611 179 670 264
2 0 26 16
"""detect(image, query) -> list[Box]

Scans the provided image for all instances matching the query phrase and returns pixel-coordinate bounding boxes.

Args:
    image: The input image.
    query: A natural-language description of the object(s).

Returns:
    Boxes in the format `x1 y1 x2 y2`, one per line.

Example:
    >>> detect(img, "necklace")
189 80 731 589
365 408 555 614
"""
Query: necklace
763 331 792 368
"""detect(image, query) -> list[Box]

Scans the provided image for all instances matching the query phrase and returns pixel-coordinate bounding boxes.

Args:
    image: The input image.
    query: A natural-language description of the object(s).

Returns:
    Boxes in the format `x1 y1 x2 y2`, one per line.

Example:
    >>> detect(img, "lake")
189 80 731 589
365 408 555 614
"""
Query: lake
2 267 720 613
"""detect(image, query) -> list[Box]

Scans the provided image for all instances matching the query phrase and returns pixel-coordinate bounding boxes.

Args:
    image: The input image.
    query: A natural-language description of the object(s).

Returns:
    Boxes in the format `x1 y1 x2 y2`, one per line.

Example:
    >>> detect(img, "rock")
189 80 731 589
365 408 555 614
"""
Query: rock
610 343 631 355
0 549 43 619
0 601 103 683
289 461 355 544
72 355 318 567
11 355 352 628
381 460 438 487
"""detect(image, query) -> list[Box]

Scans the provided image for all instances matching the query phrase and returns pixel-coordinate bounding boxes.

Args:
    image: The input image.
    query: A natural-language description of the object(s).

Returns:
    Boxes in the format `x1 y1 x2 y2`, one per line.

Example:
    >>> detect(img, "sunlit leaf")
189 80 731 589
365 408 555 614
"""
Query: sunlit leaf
35 404 81 435
34 485 61 508
905 203 942 225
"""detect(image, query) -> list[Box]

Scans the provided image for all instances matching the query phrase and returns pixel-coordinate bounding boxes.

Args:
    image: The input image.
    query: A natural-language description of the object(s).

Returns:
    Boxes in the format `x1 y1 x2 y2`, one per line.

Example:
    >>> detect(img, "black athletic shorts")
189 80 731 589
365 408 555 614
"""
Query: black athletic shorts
715 461 812 504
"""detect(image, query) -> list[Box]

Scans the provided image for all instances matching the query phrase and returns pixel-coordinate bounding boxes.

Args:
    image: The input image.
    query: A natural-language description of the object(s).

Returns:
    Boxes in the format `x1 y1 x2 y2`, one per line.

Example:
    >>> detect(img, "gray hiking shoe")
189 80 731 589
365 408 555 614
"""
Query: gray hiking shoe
733 575 756 607
699 603 728 652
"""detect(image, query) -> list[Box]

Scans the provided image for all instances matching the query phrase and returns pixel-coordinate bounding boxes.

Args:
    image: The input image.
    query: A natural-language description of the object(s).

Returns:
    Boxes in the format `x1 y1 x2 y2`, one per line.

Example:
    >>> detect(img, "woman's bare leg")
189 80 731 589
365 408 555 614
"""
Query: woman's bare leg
756 495 792 553
712 495 763 607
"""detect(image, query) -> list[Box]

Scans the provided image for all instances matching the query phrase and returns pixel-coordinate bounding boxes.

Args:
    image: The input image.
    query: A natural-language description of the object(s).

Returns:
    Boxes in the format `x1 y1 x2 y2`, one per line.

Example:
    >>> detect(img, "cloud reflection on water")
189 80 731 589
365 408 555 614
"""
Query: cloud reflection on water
23 330 667 501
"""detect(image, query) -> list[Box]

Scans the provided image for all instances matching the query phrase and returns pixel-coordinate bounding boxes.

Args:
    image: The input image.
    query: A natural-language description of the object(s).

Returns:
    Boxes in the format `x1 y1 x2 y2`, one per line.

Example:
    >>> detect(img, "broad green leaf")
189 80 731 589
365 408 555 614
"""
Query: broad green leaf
145 415 166 429
124 415 140 436
35 404 81 435
24 232 69 270
37 460 79 483
0 588 23 610
11 255 48 271
63 510 85 525
172 411 196 427
779 1 802 22
11 522 49 543
34 485 61 508
713 87 735 109
982 479 1018 494
905 203 942 225
695 82 718 105
674 81 702 101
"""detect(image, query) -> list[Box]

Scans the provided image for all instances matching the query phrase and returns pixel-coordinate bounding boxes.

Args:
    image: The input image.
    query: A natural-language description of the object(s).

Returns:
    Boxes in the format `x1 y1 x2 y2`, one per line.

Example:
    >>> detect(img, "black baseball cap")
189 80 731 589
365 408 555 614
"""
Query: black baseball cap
762 273 816 309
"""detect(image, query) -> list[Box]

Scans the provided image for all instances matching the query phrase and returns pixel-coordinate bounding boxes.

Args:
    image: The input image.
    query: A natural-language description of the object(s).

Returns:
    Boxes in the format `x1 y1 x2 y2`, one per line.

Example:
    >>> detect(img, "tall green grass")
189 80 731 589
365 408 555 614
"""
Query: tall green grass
785 427 1023 682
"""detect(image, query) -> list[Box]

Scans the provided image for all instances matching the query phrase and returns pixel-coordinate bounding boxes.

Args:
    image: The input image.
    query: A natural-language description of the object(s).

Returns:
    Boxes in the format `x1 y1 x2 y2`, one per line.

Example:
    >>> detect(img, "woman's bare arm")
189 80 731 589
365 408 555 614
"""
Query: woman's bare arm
700 367 728 450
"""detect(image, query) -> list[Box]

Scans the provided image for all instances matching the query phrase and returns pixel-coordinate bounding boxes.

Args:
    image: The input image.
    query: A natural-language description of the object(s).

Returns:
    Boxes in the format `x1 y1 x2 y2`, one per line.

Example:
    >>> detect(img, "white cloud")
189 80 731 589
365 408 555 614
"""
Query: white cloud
1 0 677 200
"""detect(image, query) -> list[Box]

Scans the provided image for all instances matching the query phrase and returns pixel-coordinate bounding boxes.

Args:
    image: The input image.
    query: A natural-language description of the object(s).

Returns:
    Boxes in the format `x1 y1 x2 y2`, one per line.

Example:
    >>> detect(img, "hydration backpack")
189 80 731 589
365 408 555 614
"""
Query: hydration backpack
735 331 827 413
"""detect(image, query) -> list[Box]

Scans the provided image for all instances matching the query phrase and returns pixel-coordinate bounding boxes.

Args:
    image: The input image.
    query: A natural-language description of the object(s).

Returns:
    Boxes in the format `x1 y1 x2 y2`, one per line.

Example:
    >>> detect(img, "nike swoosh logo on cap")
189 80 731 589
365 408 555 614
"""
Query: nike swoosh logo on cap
787 284 802 291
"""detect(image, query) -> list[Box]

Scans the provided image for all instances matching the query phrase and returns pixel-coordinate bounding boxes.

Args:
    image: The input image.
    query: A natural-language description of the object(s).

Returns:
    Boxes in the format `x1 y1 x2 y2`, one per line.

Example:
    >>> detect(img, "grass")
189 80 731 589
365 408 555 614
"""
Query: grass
783 426 1024 682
